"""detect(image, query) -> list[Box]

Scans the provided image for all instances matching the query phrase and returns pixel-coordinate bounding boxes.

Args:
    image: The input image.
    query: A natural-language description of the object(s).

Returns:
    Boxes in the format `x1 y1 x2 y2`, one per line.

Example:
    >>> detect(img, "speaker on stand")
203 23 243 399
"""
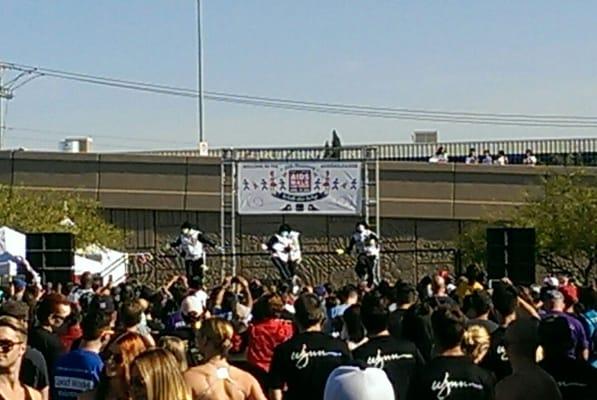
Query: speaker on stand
486 228 536 286
26 232 75 284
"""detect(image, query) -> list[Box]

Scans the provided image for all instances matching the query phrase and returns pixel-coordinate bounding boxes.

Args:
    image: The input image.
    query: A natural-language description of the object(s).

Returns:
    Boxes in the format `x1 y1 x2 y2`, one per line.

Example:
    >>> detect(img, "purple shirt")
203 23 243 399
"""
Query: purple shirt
543 311 590 359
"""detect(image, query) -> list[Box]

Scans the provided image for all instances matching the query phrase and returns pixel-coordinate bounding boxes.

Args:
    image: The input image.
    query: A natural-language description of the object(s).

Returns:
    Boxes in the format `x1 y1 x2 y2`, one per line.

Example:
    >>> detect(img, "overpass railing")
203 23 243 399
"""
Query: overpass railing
139 137 597 165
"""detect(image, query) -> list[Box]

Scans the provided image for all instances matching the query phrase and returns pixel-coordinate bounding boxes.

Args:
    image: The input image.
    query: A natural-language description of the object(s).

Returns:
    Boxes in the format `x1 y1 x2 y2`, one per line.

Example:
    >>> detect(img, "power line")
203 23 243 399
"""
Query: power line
2 61 597 128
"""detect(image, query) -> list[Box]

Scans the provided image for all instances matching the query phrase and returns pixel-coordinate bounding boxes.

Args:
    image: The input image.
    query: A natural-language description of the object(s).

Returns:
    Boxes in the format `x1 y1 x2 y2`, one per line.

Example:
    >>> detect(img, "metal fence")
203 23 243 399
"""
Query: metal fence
140 137 597 165
126 247 459 288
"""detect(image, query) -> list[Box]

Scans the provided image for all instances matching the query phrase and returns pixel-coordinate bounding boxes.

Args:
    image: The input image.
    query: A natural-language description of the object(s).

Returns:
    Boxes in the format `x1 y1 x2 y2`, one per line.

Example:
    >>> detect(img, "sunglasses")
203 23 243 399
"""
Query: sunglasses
0 340 23 354
52 314 67 323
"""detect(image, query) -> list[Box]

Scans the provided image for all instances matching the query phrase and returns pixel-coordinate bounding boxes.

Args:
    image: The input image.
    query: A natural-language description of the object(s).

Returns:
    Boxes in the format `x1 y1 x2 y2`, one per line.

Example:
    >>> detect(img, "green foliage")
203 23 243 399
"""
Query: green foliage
513 171 597 283
456 222 488 268
457 171 597 284
0 185 124 249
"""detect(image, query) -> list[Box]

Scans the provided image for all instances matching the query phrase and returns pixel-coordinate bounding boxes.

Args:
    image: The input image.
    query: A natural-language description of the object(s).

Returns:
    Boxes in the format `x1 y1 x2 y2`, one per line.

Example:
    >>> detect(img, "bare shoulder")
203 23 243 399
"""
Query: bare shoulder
185 365 207 376
230 365 260 385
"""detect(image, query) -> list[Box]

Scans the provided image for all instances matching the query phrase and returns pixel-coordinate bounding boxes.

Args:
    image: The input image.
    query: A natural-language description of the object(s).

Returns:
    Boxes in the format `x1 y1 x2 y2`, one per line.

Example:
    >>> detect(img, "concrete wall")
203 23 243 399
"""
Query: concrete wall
1 150 574 218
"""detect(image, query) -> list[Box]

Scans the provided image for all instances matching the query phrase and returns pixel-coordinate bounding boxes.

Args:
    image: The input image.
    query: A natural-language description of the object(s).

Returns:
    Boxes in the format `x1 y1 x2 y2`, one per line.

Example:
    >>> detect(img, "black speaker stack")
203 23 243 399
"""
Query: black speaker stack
26 232 75 284
486 228 536 286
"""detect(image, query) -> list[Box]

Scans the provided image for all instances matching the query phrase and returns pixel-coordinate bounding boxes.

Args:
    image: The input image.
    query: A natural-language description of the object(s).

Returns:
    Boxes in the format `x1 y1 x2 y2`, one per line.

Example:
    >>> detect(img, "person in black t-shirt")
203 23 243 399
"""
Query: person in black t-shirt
495 319 561 400
465 291 499 335
538 316 597 400
388 282 417 341
407 305 494 400
402 302 435 362
28 294 71 376
269 293 351 400
480 283 518 381
353 290 424 400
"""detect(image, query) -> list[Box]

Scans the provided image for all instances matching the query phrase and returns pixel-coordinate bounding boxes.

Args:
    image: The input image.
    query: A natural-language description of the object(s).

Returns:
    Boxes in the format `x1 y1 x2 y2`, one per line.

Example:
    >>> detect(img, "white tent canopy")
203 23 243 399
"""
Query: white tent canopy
0 226 27 276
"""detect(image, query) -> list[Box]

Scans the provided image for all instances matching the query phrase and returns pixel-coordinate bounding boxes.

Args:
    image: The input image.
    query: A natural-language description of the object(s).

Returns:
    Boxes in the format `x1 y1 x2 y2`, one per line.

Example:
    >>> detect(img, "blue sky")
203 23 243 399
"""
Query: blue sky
1 1 597 151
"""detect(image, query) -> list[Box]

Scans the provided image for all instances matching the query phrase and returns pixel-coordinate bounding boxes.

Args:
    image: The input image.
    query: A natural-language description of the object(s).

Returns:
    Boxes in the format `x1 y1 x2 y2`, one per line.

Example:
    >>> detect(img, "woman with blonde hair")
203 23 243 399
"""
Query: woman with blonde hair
462 324 491 364
158 335 188 371
79 331 149 400
184 318 266 400
130 348 192 400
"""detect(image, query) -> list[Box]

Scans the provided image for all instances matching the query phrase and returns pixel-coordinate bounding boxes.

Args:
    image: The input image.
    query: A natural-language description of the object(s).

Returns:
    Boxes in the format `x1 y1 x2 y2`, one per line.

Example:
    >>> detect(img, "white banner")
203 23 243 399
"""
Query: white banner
238 161 362 215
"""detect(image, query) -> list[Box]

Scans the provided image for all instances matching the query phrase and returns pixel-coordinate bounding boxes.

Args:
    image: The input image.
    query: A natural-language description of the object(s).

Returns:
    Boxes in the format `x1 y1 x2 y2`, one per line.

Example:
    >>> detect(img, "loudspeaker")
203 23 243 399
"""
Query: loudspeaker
26 233 75 283
486 228 535 285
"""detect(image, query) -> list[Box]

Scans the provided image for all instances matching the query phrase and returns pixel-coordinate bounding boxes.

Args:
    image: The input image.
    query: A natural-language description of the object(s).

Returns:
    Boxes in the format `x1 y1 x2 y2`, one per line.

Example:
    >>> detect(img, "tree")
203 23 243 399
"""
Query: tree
0 185 124 249
457 171 597 284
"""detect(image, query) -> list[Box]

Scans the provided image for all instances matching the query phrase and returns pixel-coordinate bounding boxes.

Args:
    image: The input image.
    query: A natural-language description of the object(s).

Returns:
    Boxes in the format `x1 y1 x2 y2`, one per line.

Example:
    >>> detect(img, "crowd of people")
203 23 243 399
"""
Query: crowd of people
429 146 538 165
1 255 596 400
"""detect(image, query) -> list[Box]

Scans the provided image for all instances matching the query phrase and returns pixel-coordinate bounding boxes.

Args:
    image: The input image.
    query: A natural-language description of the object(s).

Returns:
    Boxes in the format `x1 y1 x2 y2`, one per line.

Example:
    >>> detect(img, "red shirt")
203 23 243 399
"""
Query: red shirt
247 318 294 372
59 323 82 351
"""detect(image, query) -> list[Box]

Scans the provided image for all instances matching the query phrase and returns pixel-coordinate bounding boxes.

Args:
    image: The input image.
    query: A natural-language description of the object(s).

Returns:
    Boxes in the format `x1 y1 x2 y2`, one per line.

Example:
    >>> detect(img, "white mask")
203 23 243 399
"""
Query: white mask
357 225 366 233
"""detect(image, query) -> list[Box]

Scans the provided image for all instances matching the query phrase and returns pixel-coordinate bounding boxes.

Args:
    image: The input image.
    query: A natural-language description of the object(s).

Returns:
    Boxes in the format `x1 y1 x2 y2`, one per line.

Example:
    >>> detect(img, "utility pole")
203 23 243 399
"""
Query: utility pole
0 63 41 150
197 0 207 154
0 66 3 150
0 66 6 150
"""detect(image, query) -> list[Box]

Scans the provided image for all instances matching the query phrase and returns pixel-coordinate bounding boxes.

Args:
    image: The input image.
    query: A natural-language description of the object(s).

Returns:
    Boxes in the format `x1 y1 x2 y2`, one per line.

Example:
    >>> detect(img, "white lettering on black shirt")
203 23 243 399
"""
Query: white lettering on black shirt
558 381 587 388
290 344 343 369
431 372 484 400
496 345 508 361
366 349 414 369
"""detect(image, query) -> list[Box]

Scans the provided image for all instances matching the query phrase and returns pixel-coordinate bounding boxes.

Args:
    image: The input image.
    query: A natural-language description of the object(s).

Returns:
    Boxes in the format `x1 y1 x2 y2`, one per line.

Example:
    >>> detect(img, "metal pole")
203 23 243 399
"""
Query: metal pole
0 67 4 150
196 0 205 144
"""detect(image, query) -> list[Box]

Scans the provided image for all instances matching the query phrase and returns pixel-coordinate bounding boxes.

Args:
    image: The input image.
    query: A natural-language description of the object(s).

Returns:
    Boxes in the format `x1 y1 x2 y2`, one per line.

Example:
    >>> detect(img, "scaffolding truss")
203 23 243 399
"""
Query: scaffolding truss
219 146 381 276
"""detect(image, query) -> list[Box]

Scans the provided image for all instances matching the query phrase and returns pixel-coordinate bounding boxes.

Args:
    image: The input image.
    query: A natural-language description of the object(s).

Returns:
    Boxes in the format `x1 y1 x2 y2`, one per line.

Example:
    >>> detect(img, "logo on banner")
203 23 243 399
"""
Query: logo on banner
272 167 329 203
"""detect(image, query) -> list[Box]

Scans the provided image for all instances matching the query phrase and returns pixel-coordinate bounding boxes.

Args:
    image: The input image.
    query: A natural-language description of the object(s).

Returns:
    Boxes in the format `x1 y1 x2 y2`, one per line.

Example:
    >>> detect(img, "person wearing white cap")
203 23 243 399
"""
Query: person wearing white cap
324 364 395 400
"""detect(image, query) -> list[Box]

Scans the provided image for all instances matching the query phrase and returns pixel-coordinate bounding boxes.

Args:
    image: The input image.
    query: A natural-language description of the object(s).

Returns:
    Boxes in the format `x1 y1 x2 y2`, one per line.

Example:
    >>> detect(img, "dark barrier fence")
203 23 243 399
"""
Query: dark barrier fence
127 247 460 288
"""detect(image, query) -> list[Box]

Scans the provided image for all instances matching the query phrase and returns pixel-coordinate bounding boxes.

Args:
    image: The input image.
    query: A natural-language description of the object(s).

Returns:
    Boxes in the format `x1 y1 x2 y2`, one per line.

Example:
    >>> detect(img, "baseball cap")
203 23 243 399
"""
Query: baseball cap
544 289 564 302
559 285 578 307
12 278 26 291
543 276 559 288
181 294 204 317
314 285 328 298
324 365 395 400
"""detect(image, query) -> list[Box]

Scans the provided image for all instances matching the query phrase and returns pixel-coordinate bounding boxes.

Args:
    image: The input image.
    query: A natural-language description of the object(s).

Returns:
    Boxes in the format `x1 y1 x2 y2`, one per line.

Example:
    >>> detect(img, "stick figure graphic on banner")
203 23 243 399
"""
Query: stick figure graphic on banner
314 176 321 191
323 171 330 188
350 178 358 190
332 178 340 190
269 171 277 189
